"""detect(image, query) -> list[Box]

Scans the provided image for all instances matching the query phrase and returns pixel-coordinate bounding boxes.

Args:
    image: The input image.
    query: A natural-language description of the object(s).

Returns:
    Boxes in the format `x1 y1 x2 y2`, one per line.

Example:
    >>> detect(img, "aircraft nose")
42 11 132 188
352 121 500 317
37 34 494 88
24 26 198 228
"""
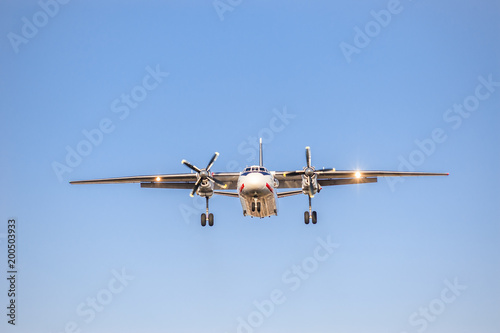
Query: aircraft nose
241 173 267 195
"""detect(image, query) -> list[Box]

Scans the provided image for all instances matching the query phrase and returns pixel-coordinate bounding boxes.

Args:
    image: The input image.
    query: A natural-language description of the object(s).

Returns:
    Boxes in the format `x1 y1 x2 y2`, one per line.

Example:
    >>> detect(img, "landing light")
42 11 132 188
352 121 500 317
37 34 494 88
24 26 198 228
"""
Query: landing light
156 177 161 181
355 172 361 178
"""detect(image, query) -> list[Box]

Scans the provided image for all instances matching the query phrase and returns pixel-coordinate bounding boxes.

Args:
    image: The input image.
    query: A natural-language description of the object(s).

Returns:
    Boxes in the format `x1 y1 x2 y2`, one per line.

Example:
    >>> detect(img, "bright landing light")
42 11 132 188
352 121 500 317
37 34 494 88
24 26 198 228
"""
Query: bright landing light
355 172 361 178
156 177 161 181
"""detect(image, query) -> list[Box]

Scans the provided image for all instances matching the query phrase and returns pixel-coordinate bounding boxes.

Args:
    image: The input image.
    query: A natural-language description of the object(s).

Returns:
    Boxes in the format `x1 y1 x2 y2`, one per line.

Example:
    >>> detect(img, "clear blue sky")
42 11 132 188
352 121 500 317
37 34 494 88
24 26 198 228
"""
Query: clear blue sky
1 1 499 332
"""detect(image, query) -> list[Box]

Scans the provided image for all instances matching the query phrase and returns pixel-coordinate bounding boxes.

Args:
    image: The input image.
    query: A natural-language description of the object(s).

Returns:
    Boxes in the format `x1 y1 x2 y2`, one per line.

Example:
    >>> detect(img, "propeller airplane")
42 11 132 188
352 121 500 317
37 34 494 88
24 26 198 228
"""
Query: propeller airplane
70 139 448 226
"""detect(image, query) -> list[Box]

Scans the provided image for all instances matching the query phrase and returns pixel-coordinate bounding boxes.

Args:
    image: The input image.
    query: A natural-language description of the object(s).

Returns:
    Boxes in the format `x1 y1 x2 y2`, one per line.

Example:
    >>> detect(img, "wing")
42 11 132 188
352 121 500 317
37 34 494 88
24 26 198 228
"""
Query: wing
274 170 448 189
316 171 449 178
70 172 241 190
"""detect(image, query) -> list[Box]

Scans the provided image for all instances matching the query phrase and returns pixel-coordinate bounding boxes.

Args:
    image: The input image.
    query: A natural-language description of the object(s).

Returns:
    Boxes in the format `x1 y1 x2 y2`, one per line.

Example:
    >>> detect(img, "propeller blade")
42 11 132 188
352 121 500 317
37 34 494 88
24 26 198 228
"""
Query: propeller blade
190 178 202 197
206 152 219 171
316 168 336 174
182 160 201 173
283 171 304 178
209 175 227 189
306 146 311 168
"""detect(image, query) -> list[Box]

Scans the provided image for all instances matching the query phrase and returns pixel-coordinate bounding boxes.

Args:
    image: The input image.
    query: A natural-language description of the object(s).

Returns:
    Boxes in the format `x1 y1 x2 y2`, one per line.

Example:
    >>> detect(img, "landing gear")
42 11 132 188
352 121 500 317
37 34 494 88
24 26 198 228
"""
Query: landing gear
251 201 261 213
201 197 215 227
304 195 318 225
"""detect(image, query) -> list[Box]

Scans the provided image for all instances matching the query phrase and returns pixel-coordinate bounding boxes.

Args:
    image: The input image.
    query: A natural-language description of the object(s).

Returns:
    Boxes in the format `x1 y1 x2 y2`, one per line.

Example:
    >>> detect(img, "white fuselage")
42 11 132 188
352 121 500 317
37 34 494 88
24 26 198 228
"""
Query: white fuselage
237 166 278 218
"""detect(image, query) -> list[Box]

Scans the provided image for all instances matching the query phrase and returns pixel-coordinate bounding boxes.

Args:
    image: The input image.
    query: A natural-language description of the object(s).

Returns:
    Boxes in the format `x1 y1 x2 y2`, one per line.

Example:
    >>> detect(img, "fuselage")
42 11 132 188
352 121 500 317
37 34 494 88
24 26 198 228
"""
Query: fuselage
237 166 278 218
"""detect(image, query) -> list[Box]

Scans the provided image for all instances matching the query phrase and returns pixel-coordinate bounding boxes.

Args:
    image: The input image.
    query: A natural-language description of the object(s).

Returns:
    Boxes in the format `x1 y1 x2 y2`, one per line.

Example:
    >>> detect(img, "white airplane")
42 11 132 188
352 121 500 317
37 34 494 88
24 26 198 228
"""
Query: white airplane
70 139 448 226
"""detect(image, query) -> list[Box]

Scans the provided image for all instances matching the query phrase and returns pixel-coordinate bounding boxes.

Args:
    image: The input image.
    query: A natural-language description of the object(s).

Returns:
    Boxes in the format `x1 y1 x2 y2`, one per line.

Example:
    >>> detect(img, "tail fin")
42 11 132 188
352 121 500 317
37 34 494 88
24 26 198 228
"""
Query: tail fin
259 138 263 166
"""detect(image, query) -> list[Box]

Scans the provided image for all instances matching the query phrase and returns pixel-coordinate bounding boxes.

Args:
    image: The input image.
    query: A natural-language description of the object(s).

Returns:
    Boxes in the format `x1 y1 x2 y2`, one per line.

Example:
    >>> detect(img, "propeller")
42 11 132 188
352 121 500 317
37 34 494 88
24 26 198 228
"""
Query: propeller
283 147 335 197
182 152 226 197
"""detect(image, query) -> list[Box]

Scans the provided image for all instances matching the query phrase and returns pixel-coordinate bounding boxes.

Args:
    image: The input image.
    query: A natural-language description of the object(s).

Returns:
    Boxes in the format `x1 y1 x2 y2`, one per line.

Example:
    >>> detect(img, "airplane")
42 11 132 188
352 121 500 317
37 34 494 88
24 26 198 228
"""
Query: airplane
70 139 448 226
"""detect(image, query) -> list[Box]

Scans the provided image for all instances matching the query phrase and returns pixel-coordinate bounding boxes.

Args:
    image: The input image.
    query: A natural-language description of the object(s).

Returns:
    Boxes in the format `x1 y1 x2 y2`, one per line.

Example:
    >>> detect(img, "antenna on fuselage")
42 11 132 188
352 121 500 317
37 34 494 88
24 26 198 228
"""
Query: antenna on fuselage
259 138 263 166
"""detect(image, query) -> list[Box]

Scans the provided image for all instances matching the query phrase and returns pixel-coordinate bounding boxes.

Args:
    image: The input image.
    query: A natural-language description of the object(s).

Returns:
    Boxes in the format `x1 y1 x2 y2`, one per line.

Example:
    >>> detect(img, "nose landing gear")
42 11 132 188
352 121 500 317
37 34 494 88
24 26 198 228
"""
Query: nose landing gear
251 200 261 213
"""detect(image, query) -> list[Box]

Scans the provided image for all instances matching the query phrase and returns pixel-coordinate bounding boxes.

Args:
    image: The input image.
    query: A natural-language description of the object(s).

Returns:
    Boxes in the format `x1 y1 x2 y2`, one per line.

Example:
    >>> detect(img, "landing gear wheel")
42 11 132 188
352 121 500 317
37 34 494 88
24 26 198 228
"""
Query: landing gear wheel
304 211 310 224
201 213 207 227
312 211 317 224
208 213 214 227
251 202 256 212
257 202 261 213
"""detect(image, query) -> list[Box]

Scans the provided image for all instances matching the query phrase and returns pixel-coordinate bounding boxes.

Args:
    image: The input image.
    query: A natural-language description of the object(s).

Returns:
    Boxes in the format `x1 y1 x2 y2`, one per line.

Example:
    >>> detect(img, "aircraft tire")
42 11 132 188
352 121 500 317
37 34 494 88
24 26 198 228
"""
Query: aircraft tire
208 213 214 227
304 211 310 224
201 213 207 227
312 211 317 224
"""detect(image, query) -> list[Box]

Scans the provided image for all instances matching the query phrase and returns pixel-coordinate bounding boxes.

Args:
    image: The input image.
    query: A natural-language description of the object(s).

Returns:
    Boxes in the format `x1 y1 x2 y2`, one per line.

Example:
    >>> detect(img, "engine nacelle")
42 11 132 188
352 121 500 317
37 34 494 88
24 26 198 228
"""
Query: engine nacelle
301 173 318 196
197 178 214 198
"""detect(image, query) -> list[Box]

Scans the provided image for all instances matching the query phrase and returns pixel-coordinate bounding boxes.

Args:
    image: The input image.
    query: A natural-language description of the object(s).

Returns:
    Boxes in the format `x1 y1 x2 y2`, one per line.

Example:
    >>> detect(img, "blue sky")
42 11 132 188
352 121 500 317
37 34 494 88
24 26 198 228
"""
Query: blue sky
1 1 499 332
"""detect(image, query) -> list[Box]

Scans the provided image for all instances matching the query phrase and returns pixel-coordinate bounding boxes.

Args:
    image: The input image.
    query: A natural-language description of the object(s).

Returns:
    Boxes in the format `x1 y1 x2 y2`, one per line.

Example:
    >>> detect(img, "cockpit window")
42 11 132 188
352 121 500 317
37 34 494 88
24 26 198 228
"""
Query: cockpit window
245 166 269 173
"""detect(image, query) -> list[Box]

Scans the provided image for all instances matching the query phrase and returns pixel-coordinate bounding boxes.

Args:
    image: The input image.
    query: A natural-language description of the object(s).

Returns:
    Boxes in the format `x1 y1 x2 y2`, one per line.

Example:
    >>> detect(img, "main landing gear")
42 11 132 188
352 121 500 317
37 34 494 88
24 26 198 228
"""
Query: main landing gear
201 197 214 227
304 195 317 225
